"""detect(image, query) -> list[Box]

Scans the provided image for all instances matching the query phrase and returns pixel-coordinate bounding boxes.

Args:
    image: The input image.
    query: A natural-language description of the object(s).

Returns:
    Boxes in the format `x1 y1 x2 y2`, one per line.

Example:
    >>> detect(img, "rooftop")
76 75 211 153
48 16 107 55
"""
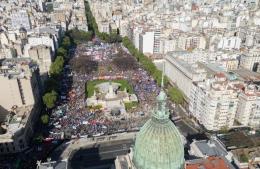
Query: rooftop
186 156 232 169
192 138 228 157
38 160 67 169
0 105 33 143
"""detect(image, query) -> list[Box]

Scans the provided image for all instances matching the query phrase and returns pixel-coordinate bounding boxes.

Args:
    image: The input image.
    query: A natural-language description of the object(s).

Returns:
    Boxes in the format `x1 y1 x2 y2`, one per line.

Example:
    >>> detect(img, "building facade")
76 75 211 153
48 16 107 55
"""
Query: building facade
0 58 41 154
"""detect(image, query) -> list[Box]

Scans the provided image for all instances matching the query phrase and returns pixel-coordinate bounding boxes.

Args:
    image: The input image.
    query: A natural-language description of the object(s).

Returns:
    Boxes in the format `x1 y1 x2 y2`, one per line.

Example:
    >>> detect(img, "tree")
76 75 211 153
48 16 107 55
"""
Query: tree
68 29 93 43
57 47 67 58
44 78 59 93
50 56 64 77
168 87 184 104
41 114 49 124
61 36 71 49
220 126 229 134
43 90 58 109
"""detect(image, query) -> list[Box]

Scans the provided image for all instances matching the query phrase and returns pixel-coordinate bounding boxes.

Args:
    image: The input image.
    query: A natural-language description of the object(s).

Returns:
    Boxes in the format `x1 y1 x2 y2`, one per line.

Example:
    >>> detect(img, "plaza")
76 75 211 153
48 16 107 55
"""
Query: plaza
47 42 160 140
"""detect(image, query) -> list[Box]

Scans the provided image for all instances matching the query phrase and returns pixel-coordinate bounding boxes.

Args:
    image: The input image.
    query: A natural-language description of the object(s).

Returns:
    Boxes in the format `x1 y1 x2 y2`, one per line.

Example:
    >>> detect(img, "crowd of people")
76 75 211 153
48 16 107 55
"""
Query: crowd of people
47 42 160 140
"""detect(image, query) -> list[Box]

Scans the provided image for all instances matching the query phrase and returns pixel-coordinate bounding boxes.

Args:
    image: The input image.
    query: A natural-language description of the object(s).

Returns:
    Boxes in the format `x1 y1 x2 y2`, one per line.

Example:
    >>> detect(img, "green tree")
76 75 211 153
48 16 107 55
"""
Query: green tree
68 29 93 44
240 154 249 162
50 56 64 77
61 36 71 49
44 78 59 93
41 114 49 124
220 126 229 133
57 47 67 58
168 87 184 104
43 90 58 109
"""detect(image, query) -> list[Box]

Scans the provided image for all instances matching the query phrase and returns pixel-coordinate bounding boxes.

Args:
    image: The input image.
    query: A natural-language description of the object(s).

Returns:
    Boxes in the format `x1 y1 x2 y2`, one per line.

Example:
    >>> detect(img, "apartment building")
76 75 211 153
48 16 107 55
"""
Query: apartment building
240 53 260 72
28 45 53 75
0 58 41 154
236 84 260 128
139 31 154 54
190 74 239 131
10 10 31 30
153 29 161 54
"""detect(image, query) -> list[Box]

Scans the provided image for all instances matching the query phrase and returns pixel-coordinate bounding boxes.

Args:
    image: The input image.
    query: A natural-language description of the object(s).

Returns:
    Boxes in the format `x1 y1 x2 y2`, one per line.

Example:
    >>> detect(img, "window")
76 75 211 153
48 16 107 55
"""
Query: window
228 40 231 46
229 102 234 108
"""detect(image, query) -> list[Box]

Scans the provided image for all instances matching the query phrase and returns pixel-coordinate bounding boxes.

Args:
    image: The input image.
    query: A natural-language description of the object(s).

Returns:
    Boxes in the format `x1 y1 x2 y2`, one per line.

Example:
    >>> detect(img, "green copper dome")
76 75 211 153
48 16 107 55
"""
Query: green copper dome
133 88 184 169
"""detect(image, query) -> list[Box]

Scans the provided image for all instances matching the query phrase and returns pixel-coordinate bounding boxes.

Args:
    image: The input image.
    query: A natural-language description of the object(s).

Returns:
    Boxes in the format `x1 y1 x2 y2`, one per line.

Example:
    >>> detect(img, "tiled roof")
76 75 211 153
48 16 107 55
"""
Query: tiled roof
186 156 231 169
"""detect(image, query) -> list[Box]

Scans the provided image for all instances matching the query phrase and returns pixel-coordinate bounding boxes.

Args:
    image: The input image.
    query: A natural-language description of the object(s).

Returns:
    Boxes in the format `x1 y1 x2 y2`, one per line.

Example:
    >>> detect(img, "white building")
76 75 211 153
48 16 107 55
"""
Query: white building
139 31 154 54
11 10 31 30
165 54 207 99
236 84 260 128
159 38 177 54
240 54 260 72
153 29 161 54
217 37 241 50
27 34 56 52
189 74 239 131
132 26 143 50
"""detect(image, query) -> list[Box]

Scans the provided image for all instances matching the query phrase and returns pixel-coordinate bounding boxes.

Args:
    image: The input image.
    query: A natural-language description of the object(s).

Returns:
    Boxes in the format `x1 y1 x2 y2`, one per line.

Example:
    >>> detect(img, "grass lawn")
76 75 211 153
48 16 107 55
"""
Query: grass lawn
86 79 134 97
124 101 138 111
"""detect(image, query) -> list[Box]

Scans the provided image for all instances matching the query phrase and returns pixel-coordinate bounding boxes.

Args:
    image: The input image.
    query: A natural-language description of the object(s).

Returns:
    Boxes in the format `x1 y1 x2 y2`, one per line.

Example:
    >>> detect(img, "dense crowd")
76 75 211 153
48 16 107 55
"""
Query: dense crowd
47 42 160 140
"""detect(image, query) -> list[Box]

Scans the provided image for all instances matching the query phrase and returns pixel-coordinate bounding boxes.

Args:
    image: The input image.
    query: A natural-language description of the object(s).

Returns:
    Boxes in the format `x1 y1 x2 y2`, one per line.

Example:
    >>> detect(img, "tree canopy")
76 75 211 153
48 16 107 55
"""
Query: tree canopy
67 29 93 44
43 90 58 109
41 114 49 124
61 36 71 49
168 87 184 104
57 47 67 58
49 56 64 77
44 78 59 93
84 1 122 43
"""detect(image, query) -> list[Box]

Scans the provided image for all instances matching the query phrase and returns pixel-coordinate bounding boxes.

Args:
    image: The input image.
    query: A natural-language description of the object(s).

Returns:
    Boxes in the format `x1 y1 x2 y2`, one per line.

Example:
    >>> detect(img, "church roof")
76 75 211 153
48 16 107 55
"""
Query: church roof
133 88 184 169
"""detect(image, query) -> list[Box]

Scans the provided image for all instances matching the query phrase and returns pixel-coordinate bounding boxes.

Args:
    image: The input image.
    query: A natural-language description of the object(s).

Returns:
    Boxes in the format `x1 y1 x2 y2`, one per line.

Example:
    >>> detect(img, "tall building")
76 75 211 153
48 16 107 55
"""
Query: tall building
28 45 53 75
190 74 239 131
0 58 41 154
236 84 260 128
165 55 207 99
153 29 161 54
133 80 185 169
139 31 154 54
240 54 260 72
